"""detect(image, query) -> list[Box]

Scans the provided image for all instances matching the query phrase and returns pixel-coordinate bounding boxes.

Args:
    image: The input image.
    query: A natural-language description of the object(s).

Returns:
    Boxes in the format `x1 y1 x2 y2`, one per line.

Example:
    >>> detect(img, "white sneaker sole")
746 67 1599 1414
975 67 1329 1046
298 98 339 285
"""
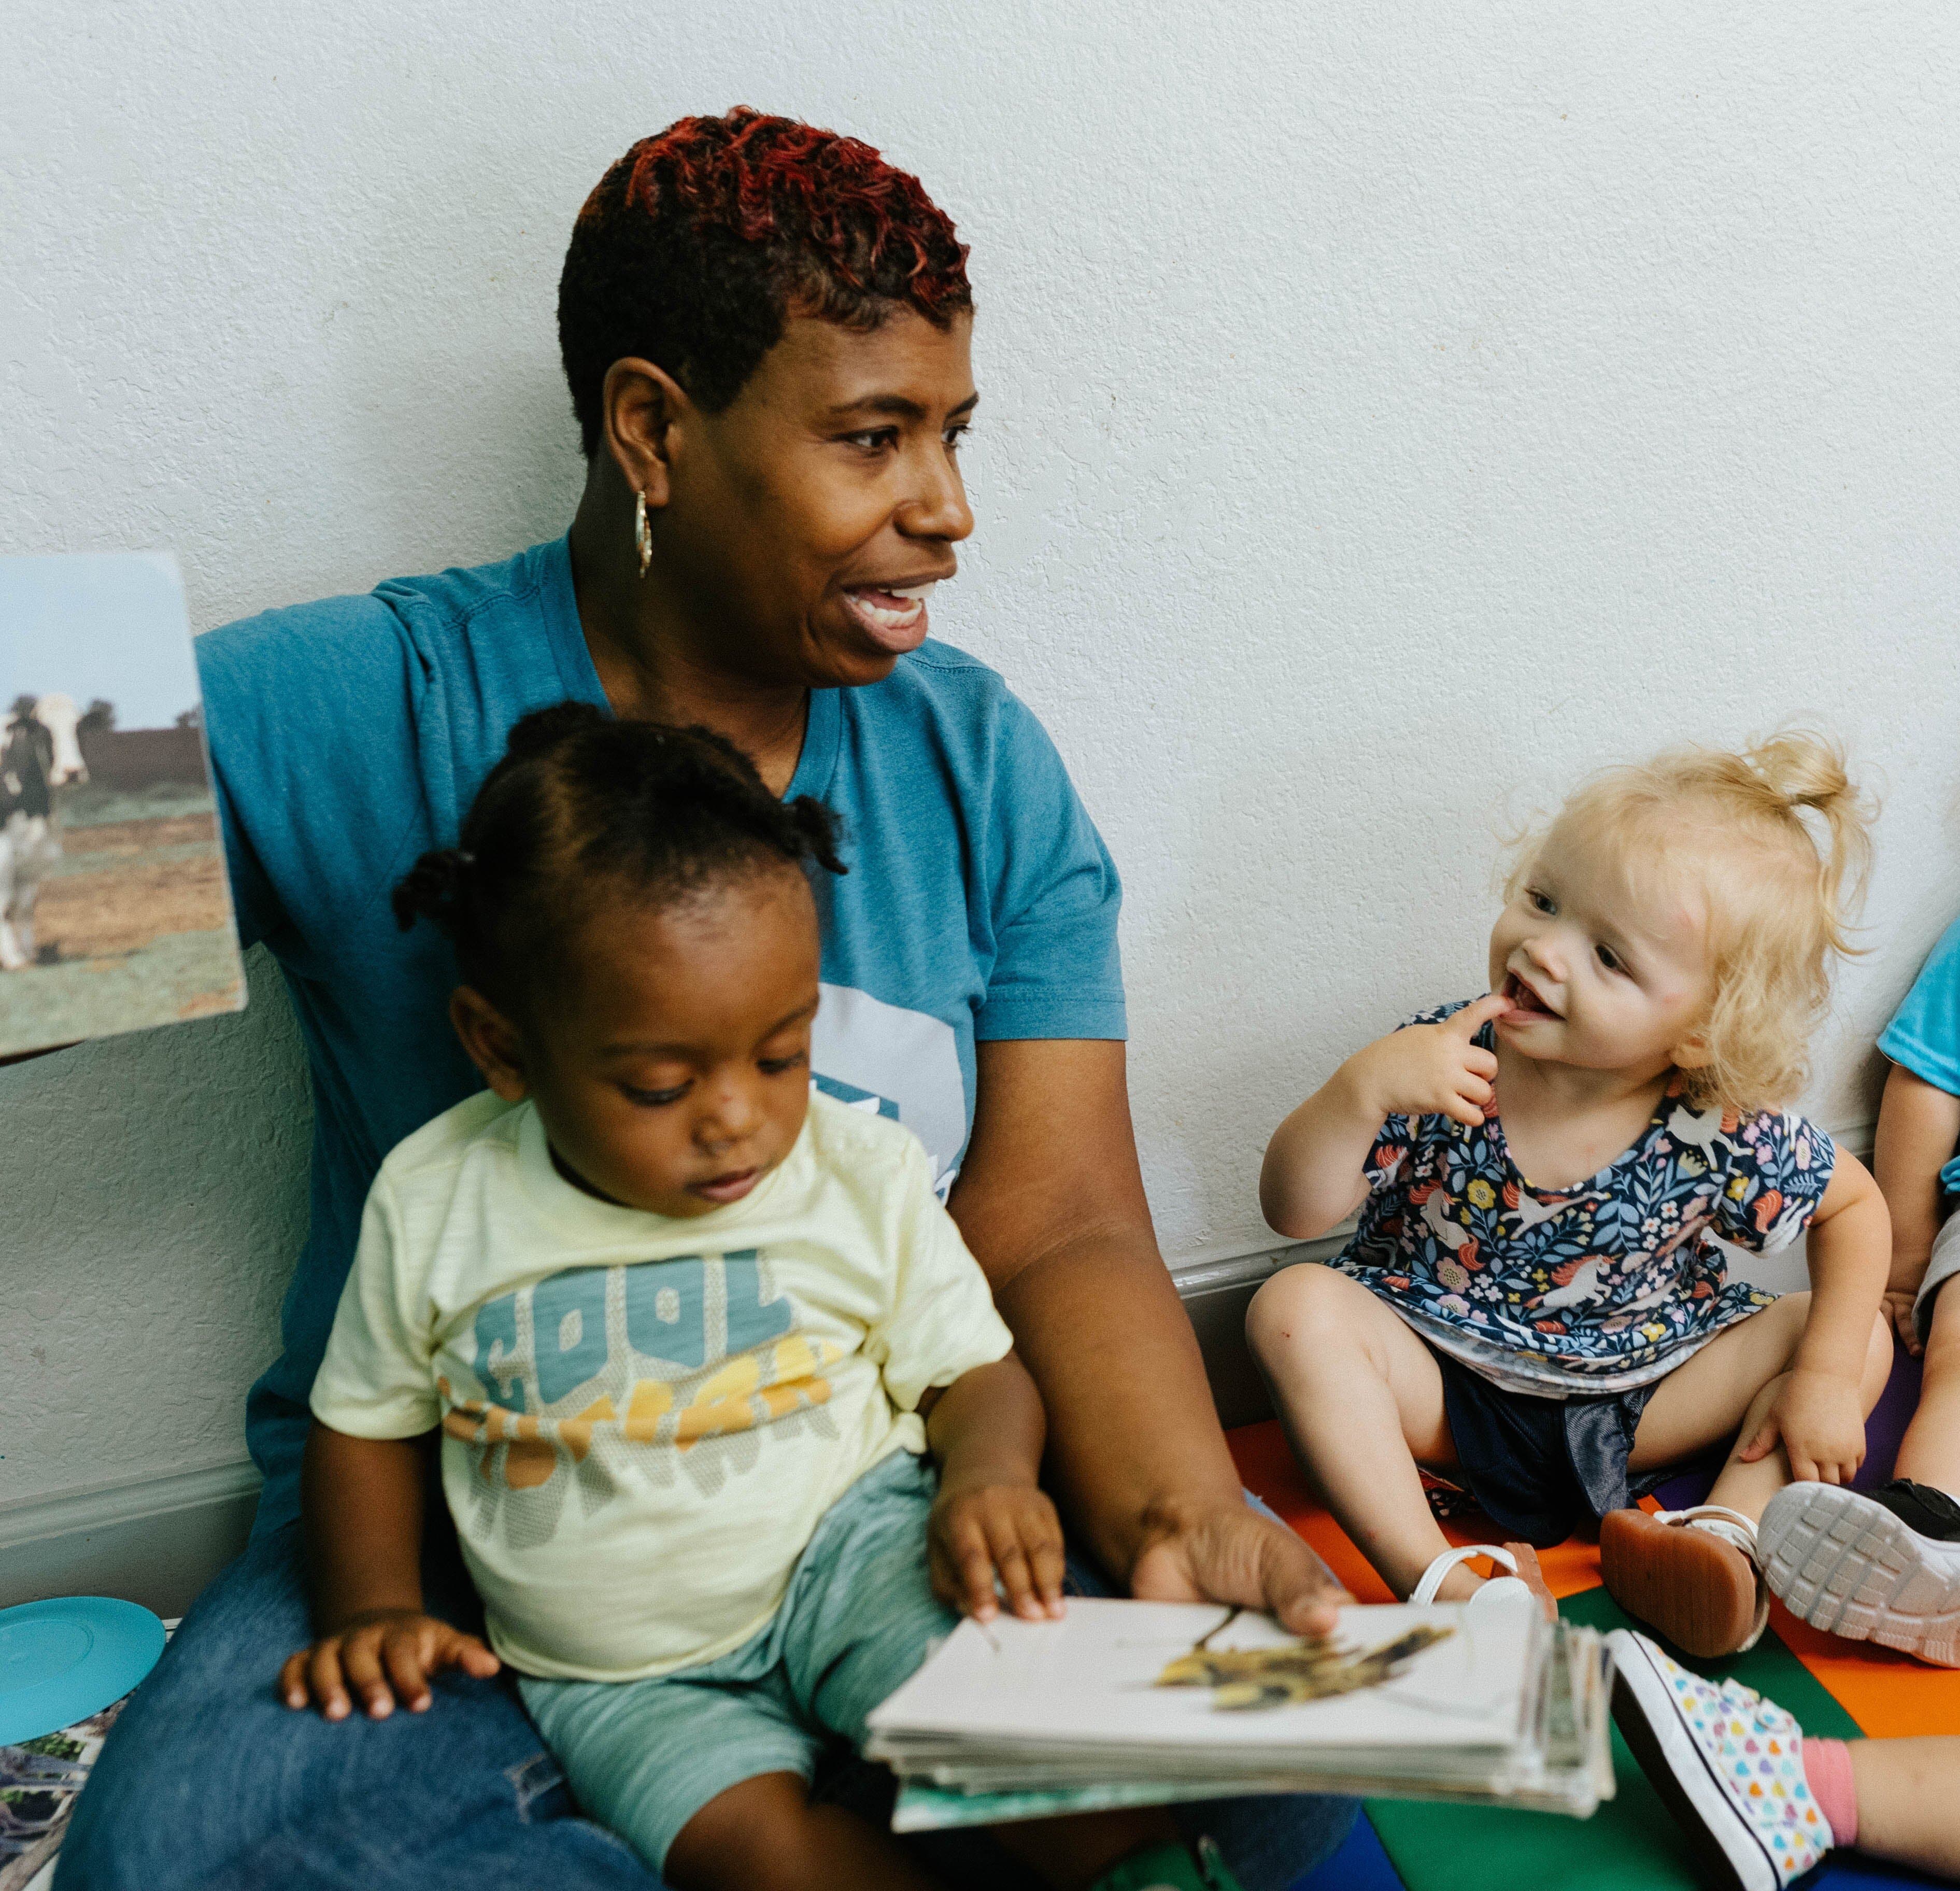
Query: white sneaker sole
1758 1482 1960 1667
1606 1629 1780 1891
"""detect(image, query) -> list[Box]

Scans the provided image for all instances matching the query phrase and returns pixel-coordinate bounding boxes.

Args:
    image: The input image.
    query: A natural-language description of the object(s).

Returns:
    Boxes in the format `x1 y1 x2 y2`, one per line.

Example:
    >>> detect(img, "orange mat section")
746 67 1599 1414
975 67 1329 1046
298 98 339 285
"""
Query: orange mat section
1229 1418 1608 1602
1228 1418 1960 1737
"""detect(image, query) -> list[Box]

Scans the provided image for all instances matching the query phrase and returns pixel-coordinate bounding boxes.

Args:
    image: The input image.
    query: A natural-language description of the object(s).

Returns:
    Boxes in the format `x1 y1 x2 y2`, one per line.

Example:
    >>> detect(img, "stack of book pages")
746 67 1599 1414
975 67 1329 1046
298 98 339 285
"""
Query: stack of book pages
865 1598 1614 1831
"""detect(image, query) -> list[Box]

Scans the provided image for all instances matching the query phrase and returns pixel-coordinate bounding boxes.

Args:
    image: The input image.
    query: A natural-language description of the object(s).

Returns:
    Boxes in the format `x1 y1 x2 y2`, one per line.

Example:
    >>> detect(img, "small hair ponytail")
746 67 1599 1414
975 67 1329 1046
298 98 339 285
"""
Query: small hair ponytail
1739 729 1875 954
785 794 846 877
389 848 475 935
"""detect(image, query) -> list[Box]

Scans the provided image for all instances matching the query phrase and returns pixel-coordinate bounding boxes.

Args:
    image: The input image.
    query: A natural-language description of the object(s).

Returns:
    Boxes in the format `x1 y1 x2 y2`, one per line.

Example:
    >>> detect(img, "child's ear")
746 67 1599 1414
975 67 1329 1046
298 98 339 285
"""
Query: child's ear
450 986 530 1102
1670 1028 1714 1072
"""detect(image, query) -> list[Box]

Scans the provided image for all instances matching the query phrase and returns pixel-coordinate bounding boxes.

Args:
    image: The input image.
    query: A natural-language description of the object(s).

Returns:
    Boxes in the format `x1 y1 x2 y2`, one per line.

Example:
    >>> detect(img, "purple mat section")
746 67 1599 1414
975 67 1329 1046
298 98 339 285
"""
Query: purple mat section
1290 1810 1403 1891
1651 1338 1922 1514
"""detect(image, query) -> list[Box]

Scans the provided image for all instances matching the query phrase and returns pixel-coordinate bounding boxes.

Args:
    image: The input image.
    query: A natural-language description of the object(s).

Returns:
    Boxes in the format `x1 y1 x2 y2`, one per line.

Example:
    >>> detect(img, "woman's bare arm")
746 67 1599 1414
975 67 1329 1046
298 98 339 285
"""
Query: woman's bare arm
948 1038 1344 1633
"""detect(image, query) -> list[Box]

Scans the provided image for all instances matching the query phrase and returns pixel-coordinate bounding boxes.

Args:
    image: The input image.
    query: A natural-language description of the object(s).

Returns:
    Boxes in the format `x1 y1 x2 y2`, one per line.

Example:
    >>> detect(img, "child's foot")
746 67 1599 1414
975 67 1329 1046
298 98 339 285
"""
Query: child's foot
1408 1542 1558 1620
1600 1505 1768 1658
1605 1627 1834 1890
1758 1478 1960 1666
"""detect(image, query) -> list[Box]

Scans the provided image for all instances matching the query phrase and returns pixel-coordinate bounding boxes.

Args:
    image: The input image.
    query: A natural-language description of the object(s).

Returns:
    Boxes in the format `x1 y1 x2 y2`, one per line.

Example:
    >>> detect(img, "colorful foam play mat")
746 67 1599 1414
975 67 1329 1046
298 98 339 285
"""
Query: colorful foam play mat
1268 1343 1953 1891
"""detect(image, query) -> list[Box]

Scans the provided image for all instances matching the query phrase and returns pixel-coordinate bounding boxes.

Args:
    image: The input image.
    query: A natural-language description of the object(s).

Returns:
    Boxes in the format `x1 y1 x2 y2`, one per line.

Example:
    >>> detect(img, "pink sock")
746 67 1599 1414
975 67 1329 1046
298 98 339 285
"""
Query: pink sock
1803 1737 1858 1847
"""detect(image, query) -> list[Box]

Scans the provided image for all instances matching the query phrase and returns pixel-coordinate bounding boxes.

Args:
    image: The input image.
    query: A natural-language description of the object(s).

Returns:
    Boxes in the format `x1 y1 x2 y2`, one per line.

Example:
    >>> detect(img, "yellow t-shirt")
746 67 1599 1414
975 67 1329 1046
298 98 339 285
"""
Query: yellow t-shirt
309 1090 1013 1682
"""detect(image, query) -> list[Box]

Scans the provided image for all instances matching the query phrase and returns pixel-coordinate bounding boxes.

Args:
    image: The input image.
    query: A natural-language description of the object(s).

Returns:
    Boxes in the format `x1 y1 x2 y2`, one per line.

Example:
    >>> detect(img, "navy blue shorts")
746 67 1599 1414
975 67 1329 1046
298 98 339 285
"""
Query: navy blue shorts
1430 1346 1671 1546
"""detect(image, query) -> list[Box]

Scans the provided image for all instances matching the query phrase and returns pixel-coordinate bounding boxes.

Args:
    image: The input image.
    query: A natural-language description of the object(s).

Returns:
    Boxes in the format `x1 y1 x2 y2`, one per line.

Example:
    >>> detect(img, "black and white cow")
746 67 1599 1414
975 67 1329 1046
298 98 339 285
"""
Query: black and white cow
0 694 86 970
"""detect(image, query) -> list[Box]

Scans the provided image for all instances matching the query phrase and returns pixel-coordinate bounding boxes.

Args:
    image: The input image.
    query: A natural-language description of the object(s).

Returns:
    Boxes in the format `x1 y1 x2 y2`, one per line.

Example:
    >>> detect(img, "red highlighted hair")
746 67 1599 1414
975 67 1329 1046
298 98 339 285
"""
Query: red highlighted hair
558 108 972 455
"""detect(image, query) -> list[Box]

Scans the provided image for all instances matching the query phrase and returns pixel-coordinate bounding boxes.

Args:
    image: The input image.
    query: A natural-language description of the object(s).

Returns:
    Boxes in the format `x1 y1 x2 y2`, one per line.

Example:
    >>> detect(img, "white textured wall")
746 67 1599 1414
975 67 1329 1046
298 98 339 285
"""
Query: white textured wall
6 3 1960 1502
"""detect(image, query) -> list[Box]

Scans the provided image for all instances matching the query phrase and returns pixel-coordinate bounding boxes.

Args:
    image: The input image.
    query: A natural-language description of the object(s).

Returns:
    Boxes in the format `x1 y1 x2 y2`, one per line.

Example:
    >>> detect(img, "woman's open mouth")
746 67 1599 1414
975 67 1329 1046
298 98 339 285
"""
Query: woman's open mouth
1501 971 1559 1021
842 581 937 654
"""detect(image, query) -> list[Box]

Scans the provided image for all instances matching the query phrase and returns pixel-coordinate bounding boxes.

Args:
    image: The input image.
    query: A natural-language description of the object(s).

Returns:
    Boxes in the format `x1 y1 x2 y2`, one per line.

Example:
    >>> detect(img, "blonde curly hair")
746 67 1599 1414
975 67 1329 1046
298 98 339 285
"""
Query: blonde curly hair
1504 730 1874 1114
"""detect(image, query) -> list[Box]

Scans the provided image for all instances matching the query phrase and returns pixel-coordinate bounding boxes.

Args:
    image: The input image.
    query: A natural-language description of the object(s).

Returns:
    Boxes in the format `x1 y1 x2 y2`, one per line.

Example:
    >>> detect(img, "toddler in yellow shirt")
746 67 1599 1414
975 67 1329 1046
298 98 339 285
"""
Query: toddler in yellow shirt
279 705 1233 1891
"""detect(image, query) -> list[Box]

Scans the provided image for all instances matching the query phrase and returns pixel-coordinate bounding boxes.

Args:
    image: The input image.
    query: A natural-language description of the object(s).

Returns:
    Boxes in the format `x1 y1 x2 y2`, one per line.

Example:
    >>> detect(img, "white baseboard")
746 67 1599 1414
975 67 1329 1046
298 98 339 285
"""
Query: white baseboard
0 1458 261 1617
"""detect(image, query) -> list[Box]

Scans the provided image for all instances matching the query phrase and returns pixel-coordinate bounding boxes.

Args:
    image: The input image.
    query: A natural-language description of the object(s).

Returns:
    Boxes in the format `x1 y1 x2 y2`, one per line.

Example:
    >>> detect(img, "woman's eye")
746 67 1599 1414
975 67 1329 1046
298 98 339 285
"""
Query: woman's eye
621 1082 690 1108
843 428 899 453
943 422 970 451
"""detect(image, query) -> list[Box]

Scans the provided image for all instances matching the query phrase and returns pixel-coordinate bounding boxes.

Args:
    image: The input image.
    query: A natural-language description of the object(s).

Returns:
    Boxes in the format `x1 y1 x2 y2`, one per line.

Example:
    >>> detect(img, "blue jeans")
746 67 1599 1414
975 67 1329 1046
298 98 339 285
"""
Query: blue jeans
62 1501 1356 1891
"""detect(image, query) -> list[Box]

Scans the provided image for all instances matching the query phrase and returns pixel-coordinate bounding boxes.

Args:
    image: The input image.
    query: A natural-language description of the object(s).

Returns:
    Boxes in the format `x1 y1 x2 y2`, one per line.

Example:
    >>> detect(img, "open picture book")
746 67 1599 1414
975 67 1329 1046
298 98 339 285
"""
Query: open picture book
866 1597 1614 1831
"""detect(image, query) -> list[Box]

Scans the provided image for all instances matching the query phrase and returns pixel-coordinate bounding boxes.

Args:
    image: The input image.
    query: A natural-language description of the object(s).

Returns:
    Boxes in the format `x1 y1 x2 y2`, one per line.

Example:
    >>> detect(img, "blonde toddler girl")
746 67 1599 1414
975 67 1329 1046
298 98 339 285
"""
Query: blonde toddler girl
1251 732 1893 1660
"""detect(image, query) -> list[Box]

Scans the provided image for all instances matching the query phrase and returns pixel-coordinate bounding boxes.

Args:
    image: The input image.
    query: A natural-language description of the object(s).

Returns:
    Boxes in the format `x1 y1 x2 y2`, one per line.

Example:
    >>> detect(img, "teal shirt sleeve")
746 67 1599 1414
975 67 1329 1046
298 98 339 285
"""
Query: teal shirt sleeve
1880 914 1960 1095
1879 913 1960 1189
972 690 1126 1042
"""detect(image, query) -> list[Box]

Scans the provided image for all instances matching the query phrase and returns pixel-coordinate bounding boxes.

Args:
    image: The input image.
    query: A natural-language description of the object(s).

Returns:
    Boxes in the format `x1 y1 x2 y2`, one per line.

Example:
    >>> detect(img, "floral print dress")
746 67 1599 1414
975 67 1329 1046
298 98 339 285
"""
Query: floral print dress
1332 1001 1832 1396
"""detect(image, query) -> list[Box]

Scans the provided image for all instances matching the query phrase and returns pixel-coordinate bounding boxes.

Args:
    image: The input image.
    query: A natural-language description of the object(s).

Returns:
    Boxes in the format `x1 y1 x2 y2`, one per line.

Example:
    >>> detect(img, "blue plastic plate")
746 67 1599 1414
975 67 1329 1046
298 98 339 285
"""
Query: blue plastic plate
0 1597 165 1746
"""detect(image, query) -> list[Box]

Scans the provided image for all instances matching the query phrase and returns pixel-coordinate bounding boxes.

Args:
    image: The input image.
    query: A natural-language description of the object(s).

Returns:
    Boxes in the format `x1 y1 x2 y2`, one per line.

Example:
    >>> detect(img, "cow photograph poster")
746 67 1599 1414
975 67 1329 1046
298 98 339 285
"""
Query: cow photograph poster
0 553 245 1056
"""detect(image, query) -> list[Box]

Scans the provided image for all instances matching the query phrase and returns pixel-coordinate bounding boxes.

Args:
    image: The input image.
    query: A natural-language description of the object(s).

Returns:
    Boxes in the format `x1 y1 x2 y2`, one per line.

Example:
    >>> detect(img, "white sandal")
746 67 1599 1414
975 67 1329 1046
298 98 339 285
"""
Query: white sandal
1409 1544 1533 1612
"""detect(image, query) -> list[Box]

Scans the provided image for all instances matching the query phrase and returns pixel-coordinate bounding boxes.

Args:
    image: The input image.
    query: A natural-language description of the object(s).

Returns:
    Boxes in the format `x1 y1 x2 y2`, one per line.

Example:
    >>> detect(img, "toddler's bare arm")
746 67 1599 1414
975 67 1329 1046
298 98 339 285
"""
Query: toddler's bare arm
1873 1063 1960 1352
277 1420 498 1719
1260 993 1508 1240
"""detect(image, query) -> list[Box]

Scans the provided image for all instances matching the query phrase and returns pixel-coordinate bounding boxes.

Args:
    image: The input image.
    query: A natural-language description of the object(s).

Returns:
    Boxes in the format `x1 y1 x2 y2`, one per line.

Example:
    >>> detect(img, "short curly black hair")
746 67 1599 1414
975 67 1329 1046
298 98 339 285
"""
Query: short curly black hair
557 107 973 457
392 703 845 1010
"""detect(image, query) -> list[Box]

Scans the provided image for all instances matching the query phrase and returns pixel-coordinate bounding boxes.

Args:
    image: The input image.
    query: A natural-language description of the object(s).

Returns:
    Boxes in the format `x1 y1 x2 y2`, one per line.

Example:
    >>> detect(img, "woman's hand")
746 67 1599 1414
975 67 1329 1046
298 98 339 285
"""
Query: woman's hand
929 1476 1067 1622
1740 1368 1868 1485
278 1609 500 1721
1130 1501 1349 1636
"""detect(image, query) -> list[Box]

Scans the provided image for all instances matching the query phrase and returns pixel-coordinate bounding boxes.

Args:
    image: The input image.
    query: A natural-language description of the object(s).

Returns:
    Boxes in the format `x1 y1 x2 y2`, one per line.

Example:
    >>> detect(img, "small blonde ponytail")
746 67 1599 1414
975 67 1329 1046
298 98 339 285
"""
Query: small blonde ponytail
1736 729 1874 962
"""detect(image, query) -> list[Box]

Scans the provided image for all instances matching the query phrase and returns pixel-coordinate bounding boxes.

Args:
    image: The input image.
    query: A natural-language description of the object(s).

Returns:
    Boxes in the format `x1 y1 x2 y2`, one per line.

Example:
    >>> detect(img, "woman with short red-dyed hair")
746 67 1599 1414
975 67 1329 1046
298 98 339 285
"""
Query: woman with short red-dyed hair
60 109 1354 1891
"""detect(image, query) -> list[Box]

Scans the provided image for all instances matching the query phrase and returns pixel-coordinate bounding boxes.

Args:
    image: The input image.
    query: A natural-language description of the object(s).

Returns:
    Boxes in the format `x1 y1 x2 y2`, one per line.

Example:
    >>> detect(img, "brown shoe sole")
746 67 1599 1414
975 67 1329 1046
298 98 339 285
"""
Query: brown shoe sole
1501 1541 1560 1623
1599 1508 1758 1659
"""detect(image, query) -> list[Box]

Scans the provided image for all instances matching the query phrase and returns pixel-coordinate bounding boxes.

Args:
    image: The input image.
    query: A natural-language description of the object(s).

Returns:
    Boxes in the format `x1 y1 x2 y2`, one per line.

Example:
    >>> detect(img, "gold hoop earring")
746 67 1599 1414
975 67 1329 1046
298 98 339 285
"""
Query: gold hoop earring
634 489 652 578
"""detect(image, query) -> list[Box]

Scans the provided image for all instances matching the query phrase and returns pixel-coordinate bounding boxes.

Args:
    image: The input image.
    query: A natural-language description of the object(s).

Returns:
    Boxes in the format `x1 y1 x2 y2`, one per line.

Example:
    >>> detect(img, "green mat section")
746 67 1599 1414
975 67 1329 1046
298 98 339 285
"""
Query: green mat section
1364 1587 1863 1891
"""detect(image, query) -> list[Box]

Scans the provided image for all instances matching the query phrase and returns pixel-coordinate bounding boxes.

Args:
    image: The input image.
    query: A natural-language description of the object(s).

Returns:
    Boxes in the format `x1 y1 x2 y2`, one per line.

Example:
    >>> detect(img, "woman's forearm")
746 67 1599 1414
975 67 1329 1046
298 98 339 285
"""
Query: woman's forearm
300 1422 432 1631
995 1229 1244 1576
1873 1063 1960 1282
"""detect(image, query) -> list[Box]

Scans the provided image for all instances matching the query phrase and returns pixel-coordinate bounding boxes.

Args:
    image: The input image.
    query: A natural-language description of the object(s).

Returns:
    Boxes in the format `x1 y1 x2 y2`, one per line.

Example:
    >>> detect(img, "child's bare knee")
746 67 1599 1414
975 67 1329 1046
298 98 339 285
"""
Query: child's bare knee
1247 1262 1356 1360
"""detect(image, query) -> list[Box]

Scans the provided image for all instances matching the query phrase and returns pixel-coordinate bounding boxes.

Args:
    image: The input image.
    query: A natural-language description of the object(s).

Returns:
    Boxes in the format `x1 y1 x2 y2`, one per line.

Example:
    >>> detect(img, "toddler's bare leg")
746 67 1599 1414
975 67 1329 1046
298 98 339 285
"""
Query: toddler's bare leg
1608 1296 1893 1656
1848 1737 1960 1879
1896 1283 1960 1495
1631 1294 1893 1523
1246 1264 1468 1599
665 1772 940 1891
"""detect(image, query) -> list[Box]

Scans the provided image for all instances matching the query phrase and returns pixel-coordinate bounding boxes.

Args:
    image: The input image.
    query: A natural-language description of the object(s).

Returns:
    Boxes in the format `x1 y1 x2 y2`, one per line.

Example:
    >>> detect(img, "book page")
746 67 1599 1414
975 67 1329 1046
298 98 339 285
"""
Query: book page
868 1598 1539 1756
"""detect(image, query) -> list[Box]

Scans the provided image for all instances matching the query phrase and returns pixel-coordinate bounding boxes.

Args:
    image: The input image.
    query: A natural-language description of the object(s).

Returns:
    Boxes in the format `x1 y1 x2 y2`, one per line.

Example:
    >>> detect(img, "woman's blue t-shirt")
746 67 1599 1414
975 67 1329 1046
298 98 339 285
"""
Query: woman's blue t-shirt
197 537 1125 1529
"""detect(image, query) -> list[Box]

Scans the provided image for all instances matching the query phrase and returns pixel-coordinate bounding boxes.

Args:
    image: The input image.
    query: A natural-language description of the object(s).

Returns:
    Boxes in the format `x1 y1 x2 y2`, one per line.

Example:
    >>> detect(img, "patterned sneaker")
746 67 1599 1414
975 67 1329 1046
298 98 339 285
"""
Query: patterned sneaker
1759 1478 1960 1666
1606 1628 1834 1890
1600 1505 1769 1658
